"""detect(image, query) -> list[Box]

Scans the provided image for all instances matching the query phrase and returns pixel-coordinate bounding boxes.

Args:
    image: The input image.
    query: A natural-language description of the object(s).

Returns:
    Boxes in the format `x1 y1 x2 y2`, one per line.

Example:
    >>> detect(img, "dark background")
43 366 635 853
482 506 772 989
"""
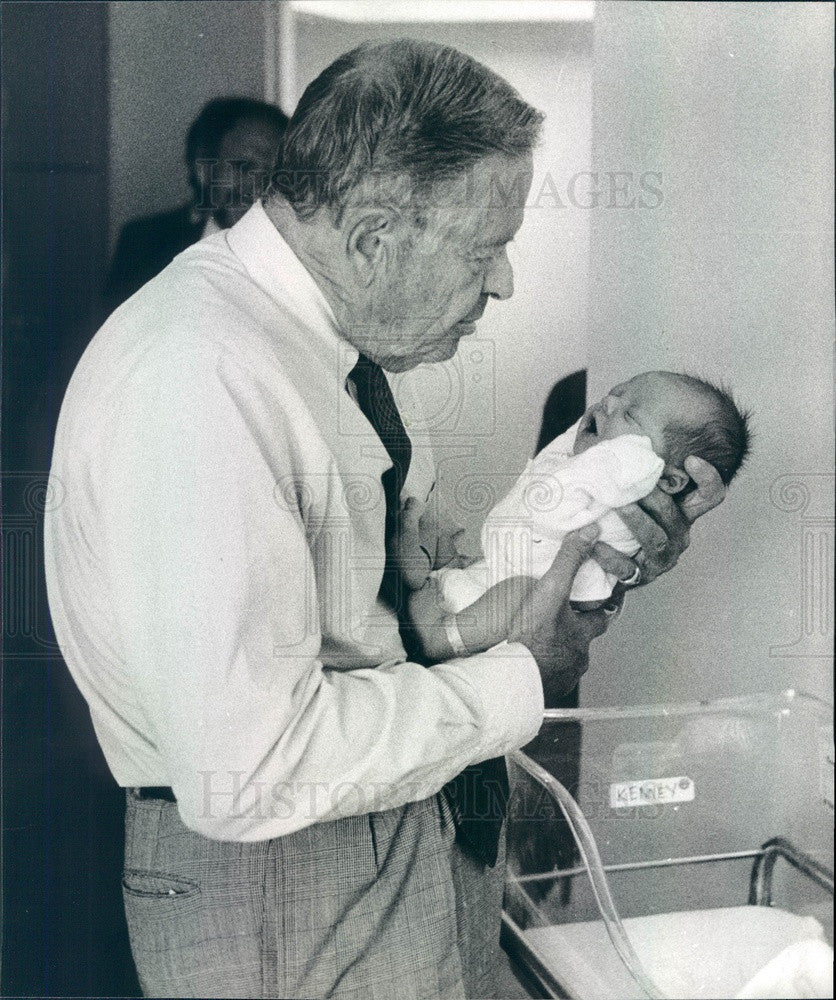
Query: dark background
2 2 140 994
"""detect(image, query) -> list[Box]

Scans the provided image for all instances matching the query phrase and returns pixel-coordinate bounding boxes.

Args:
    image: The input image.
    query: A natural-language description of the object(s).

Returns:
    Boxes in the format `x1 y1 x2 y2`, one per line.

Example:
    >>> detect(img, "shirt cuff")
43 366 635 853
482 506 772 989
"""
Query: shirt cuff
452 640 544 760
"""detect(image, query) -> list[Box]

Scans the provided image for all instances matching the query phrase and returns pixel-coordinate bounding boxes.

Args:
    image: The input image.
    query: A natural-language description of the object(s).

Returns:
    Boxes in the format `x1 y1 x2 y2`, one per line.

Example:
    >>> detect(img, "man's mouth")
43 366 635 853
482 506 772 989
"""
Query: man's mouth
458 300 487 327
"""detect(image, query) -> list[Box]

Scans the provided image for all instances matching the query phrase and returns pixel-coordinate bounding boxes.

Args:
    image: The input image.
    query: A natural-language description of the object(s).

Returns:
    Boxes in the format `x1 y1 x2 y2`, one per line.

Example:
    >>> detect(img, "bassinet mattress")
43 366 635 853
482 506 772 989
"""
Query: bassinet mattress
524 905 829 1000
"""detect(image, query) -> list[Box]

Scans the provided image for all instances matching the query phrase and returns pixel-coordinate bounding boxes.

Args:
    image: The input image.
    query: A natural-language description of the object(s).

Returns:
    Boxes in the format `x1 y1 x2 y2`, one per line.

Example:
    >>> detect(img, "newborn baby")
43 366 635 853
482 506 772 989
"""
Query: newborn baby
402 371 750 661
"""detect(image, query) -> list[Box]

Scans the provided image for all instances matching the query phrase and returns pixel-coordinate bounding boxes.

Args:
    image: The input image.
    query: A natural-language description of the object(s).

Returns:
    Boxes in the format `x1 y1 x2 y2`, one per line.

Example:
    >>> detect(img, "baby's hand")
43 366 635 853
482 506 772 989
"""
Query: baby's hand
394 497 433 591
416 500 478 571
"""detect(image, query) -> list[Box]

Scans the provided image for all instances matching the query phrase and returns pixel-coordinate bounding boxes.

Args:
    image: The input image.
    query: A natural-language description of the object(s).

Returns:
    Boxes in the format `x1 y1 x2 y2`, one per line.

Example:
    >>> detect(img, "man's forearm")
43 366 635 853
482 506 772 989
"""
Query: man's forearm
166 647 544 841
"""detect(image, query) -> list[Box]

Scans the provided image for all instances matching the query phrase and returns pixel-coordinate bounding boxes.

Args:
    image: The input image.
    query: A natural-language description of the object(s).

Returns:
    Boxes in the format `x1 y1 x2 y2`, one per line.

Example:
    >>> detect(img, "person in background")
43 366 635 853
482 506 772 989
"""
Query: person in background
104 97 288 313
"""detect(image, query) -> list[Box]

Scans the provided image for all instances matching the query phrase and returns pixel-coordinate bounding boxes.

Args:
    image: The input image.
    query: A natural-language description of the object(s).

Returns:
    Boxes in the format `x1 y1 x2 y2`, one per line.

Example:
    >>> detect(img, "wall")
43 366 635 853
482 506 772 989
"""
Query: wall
288 13 594 542
583 2 834 707
108 0 267 250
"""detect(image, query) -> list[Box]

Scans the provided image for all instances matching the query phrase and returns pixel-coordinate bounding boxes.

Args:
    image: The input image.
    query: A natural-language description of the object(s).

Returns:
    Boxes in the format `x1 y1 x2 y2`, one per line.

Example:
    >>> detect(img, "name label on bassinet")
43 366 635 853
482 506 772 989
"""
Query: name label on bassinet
609 776 694 809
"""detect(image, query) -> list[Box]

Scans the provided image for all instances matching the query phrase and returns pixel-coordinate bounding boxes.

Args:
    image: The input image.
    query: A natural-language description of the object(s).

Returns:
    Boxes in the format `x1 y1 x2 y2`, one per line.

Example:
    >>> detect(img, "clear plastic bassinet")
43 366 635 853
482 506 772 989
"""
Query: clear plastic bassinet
502 689 834 1000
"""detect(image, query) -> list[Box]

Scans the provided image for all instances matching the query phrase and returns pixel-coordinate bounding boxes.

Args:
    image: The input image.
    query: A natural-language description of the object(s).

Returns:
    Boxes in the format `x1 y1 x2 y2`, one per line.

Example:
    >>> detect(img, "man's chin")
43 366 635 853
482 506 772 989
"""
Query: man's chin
379 333 465 371
424 338 462 364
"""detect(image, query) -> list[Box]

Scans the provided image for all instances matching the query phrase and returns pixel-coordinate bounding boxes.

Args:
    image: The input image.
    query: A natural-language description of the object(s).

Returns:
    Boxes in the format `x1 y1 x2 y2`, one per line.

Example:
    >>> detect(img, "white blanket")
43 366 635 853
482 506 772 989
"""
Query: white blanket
439 421 664 609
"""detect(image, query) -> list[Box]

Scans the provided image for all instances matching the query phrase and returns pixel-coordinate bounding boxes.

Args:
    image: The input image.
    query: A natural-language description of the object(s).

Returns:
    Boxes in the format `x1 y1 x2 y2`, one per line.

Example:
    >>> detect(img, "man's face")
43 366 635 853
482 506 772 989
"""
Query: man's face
359 153 534 372
212 117 284 228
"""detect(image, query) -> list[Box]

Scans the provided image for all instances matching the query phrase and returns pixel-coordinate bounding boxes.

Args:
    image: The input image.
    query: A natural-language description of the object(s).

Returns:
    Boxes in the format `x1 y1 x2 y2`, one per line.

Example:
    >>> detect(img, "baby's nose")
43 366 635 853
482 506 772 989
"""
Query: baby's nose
602 395 618 415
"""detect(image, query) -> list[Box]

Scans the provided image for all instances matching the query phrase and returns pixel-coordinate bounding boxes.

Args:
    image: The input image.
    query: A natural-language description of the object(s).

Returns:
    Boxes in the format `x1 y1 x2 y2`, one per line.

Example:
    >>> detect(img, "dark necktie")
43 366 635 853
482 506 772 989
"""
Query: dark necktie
347 352 508 868
347 353 412 614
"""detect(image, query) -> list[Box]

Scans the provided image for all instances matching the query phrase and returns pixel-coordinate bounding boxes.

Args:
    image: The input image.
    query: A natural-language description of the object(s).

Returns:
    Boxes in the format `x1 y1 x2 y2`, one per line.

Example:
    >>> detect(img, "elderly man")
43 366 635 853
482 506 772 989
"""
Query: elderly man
45 40 722 999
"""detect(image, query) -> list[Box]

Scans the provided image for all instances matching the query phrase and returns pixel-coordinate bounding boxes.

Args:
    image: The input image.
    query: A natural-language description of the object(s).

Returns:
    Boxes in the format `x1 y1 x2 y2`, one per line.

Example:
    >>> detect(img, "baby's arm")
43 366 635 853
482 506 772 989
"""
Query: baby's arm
408 575 536 662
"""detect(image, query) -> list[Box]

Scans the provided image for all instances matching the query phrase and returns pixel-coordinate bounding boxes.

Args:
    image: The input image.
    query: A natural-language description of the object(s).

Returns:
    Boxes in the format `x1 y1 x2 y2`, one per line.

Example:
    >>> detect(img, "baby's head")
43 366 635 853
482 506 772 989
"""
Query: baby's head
574 371 751 495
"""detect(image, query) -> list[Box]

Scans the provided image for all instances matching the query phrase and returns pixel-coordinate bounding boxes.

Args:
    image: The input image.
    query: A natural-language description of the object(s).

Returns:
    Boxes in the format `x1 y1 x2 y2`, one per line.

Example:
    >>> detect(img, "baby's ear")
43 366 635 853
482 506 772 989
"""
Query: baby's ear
658 466 691 496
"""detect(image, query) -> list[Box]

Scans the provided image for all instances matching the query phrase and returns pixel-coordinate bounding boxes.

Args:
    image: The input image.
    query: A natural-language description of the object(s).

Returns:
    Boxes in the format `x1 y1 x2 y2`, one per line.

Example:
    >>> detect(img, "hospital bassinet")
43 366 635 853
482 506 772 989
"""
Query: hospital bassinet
502 689 834 999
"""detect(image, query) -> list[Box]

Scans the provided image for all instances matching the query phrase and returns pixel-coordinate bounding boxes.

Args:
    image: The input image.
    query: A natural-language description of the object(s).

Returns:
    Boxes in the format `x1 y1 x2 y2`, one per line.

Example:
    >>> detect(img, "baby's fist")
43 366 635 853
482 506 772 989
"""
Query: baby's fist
394 497 433 591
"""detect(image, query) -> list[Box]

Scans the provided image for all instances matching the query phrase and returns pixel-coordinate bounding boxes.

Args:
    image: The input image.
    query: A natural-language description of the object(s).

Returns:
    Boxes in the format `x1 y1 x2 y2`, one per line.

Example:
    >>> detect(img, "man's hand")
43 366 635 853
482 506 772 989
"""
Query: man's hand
612 456 726 586
507 524 622 705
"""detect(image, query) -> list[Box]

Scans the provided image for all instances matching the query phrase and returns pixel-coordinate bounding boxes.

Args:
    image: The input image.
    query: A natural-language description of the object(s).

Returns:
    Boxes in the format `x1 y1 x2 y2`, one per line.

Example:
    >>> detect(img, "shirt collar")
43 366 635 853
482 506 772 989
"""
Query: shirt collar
226 201 359 384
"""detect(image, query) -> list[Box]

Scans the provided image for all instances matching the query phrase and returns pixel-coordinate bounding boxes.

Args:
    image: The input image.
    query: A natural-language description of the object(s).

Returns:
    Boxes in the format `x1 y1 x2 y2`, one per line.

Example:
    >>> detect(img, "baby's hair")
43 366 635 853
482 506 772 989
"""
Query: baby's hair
661 374 752 487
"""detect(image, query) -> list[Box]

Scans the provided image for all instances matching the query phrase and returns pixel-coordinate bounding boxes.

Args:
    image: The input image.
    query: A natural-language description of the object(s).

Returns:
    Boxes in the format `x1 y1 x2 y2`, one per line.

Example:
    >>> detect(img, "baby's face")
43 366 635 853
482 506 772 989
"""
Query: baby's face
573 372 704 458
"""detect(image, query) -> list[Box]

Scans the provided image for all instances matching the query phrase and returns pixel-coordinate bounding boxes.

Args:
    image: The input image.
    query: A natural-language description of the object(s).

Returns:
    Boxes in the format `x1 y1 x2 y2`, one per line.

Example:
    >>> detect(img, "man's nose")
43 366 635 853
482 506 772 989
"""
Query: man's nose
483 251 514 301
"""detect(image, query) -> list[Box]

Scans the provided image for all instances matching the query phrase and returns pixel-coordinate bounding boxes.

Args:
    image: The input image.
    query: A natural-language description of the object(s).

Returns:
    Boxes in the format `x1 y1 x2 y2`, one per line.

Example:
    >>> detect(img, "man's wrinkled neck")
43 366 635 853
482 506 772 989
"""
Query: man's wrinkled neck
263 195 357 336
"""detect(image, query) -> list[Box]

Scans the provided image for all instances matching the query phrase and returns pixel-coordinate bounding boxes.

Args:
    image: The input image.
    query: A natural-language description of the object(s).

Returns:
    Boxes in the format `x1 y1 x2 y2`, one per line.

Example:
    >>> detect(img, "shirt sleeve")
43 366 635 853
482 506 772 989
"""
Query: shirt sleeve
98 348 543 841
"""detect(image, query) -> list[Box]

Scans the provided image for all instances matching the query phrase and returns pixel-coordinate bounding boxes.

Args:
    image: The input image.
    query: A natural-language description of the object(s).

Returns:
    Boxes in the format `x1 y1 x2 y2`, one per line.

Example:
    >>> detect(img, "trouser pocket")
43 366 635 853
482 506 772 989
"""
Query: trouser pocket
122 867 208 996
123 868 200 900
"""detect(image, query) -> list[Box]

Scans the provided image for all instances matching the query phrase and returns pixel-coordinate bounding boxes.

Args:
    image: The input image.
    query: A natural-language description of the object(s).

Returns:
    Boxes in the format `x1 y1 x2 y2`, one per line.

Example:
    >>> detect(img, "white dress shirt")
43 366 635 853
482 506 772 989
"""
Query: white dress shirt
44 202 543 841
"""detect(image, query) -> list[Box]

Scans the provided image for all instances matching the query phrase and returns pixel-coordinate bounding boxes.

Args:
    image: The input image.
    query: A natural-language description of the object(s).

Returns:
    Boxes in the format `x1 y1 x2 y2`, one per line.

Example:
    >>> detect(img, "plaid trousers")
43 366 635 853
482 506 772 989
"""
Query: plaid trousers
122 788 509 999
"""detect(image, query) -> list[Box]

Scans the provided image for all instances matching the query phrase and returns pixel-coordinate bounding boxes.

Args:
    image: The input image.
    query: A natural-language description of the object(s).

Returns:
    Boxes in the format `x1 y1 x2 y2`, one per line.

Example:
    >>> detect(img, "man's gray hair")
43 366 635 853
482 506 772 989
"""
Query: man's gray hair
267 38 544 220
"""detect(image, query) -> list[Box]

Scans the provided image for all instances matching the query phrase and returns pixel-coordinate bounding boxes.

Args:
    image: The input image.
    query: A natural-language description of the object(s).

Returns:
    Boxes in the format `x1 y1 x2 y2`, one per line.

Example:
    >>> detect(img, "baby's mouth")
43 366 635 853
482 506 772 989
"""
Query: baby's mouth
580 408 600 438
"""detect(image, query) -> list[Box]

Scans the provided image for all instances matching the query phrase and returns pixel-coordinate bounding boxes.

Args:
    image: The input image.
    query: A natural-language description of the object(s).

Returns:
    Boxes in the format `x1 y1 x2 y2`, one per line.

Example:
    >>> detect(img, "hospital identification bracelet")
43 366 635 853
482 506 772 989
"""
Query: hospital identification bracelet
442 615 469 658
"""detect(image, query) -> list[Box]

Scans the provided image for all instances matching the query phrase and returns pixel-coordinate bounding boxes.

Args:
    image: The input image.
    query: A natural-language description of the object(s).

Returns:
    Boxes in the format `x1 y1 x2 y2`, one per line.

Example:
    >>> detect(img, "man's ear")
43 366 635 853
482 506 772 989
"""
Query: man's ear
658 466 691 496
346 210 394 286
